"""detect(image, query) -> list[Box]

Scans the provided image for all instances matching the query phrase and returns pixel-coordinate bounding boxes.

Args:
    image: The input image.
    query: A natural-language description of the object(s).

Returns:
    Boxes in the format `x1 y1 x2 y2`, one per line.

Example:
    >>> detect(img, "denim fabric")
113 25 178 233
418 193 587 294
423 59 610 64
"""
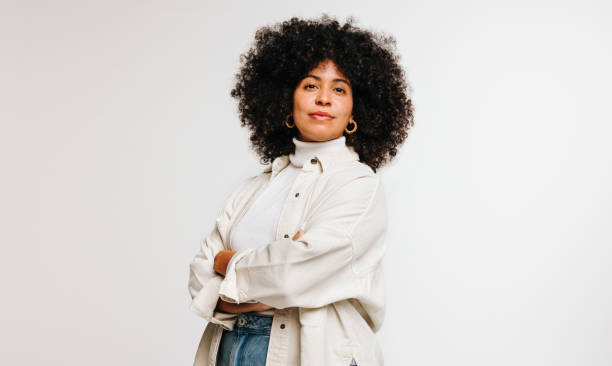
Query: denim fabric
216 313 272 366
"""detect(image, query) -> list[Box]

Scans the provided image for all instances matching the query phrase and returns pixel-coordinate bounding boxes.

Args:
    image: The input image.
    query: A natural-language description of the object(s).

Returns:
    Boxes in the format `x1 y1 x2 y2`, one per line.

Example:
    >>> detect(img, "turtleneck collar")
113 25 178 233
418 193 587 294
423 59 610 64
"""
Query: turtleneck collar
289 136 347 168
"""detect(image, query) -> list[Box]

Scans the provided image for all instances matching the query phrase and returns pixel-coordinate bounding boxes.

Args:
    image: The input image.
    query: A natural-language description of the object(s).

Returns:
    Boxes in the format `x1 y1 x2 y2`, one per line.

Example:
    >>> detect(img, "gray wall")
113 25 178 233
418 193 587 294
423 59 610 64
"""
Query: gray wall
1 0 611 365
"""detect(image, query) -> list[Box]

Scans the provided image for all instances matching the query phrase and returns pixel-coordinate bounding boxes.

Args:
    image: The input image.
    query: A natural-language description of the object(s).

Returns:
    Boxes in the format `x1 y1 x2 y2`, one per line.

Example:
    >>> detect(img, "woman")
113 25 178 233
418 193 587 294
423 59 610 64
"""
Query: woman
189 16 413 366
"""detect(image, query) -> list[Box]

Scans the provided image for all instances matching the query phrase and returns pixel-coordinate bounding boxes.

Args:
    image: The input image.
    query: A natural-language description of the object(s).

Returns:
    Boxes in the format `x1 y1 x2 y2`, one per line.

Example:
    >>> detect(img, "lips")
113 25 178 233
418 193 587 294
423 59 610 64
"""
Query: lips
309 111 333 120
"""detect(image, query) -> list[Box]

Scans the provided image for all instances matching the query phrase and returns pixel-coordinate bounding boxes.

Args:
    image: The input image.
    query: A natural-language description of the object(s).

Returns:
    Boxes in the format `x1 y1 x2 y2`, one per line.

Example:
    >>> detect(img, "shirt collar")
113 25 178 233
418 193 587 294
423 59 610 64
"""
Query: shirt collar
265 139 359 174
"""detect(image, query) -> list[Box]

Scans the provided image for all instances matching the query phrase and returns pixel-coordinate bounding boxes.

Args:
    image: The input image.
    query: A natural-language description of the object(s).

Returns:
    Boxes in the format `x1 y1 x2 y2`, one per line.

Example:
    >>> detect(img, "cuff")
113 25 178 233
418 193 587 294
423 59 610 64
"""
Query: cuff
190 275 223 320
218 248 255 304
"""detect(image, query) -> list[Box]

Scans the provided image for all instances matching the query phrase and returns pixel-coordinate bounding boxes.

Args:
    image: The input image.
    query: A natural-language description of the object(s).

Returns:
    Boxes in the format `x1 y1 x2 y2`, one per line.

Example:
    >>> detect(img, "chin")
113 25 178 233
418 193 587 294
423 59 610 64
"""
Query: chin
299 134 335 142
298 128 338 142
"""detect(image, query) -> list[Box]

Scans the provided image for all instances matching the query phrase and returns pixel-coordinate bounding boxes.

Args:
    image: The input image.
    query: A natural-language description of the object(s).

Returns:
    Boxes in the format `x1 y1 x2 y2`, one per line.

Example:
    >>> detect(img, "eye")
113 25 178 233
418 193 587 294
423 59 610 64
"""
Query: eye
304 83 317 90
334 87 346 94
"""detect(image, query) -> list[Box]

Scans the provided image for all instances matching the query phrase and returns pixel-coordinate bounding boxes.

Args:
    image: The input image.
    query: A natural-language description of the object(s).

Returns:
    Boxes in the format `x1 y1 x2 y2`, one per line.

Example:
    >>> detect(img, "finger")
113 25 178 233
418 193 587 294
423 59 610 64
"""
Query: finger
292 231 304 240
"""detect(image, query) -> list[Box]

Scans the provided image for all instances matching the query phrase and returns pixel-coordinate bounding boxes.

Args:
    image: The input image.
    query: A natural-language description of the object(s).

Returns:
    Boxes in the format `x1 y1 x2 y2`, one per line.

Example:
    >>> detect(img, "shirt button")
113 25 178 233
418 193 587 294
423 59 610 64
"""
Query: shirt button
284 234 289 238
310 158 318 164
294 192 299 197
280 323 286 329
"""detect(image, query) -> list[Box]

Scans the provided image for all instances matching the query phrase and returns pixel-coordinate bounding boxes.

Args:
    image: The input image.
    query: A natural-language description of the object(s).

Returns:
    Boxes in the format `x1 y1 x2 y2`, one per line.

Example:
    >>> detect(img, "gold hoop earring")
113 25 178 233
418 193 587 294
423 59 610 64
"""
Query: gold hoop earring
345 118 357 134
284 114 295 128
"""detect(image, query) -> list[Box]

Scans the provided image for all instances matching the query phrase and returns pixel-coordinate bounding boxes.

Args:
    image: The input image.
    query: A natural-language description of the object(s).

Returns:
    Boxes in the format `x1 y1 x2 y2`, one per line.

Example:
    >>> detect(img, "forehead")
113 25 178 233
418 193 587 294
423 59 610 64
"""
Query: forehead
307 60 349 80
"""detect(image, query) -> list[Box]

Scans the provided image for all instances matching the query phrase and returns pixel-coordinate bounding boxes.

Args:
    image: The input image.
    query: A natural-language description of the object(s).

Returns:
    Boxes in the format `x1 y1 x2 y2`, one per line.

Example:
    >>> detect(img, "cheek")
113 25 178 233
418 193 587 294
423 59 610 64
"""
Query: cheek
292 92 300 111
293 94 306 113
338 98 353 117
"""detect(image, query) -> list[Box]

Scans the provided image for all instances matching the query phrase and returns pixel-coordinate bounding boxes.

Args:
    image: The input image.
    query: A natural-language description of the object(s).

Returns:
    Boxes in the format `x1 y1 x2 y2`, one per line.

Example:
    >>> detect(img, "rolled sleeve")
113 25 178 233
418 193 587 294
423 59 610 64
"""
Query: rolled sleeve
188 226 231 326
218 248 256 304
188 176 258 325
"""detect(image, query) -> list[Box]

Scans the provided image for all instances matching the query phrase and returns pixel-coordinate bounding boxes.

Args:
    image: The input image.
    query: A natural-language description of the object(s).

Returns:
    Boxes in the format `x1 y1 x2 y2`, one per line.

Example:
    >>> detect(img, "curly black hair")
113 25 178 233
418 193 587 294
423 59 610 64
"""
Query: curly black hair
231 15 414 171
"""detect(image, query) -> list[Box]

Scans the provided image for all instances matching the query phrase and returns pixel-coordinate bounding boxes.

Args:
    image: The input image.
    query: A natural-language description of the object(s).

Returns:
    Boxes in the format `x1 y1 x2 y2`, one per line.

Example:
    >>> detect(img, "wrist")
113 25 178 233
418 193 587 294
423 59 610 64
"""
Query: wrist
214 250 236 276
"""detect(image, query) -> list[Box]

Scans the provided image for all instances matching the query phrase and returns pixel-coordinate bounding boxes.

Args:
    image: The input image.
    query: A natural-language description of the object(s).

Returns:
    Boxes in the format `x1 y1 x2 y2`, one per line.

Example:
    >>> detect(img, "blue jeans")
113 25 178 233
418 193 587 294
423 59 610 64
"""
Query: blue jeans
216 312 359 366
216 313 272 366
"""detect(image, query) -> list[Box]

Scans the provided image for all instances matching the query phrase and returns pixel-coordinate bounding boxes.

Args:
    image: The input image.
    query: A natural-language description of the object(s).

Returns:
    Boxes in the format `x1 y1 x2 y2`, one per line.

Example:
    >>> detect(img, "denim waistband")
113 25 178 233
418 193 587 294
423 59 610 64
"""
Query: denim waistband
233 312 273 334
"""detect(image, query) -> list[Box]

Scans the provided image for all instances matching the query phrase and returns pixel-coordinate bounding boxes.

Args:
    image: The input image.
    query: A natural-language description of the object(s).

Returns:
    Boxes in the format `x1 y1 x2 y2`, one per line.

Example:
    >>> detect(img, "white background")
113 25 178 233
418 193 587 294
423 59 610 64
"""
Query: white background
1 0 611 365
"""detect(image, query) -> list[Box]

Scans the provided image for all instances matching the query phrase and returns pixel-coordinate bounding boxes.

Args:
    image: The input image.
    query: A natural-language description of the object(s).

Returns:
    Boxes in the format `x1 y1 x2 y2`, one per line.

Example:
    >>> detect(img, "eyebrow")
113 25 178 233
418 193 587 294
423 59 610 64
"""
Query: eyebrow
305 74 351 87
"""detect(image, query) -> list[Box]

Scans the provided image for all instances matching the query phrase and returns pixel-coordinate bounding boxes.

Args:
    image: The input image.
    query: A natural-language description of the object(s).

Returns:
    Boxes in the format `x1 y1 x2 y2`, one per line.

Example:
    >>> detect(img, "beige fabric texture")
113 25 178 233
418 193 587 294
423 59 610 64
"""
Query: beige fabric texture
188 144 388 366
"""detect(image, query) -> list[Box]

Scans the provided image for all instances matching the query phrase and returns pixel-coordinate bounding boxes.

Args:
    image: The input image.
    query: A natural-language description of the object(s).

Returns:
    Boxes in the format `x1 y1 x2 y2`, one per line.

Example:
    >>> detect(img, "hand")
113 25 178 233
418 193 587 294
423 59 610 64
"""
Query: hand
216 299 275 314
213 250 236 277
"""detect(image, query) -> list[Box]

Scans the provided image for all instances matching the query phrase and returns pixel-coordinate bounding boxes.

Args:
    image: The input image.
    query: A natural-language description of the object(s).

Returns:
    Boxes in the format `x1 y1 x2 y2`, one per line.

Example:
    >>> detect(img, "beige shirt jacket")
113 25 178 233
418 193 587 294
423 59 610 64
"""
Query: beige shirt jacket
188 144 388 366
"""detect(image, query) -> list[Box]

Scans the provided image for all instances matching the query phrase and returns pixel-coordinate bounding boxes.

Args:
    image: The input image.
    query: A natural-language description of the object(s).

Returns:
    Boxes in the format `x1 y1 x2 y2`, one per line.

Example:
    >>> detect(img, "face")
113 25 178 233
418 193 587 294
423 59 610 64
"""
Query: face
292 59 353 142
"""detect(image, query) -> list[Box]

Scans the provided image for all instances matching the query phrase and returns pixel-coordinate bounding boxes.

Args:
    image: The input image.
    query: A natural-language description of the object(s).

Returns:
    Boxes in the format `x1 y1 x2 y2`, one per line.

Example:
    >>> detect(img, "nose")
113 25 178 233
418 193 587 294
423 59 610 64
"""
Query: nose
315 88 331 106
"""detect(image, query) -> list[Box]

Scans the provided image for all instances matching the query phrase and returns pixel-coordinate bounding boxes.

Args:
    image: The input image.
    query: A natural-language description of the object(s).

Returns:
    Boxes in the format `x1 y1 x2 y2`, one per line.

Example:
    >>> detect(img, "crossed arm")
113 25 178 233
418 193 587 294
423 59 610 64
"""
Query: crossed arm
213 231 304 313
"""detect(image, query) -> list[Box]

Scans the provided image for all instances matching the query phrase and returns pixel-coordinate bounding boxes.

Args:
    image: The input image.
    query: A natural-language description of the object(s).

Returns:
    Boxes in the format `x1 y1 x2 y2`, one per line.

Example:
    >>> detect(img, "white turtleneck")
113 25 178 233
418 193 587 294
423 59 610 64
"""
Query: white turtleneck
229 136 347 254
